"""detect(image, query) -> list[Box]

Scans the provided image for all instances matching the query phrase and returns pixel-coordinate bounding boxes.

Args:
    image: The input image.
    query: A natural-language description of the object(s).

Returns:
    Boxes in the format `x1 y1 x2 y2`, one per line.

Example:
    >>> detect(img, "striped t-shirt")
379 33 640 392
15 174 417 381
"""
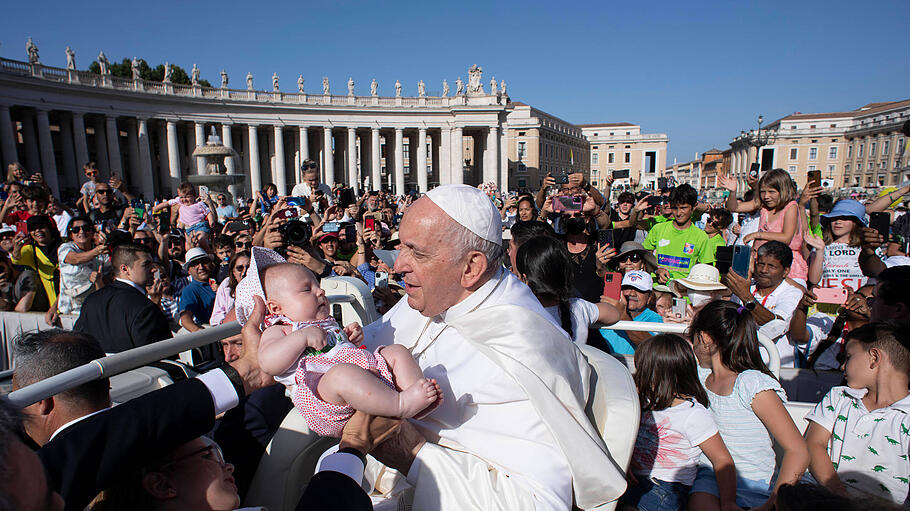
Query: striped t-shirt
697 367 787 484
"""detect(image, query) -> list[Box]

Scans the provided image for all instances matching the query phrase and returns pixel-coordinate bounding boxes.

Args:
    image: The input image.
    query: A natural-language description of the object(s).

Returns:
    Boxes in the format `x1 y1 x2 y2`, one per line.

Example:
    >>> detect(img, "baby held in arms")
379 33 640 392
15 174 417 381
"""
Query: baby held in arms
235 247 440 437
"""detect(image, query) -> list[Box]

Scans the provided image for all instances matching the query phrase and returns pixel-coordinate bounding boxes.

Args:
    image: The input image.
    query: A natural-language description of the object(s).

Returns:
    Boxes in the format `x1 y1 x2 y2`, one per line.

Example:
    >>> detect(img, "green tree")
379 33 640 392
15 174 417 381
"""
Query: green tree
86 58 211 87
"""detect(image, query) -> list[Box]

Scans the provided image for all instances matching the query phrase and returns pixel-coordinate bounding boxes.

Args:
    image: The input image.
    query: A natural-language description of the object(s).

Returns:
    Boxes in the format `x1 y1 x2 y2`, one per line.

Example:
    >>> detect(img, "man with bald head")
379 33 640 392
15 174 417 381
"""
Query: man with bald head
362 185 626 510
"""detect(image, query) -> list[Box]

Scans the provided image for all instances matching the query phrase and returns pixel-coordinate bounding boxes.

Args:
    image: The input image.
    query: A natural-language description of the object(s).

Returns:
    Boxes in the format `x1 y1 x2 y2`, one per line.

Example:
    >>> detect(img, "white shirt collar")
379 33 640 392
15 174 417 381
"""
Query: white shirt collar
116 277 147 295
48 408 109 442
436 267 505 325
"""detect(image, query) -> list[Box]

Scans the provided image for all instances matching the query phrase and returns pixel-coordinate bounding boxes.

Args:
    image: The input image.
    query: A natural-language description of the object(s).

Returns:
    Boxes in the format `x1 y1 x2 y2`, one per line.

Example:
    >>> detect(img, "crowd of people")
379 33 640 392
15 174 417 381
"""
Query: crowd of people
0 155 909 511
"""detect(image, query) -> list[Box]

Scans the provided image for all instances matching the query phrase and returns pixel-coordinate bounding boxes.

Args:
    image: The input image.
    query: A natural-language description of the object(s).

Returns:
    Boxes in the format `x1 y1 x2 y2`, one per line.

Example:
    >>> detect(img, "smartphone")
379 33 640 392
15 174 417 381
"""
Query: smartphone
814 287 848 305
731 245 751 278
612 169 630 179
552 195 583 213
603 272 622 301
338 188 355 208
553 173 569 185
597 229 613 248
807 170 821 189
344 223 357 241
374 271 389 288
198 185 210 197
749 163 760 180
646 196 664 207
364 218 376 231
277 208 298 219
225 220 247 232
323 221 340 233
134 207 145 219
869 212 890 239
15 221 27 236
657 177 668 191
672 297 687 318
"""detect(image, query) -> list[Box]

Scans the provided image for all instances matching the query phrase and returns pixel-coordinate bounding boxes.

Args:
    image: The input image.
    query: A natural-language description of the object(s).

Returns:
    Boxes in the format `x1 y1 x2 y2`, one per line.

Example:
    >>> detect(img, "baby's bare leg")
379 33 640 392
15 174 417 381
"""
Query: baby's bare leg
378 344 425 391
316 363 438 419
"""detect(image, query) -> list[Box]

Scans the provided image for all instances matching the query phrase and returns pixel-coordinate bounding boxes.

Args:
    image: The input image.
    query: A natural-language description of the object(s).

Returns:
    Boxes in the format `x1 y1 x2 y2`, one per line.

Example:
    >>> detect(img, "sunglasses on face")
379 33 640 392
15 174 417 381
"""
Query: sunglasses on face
618 253 642 264
164 443 226 469
86 171 98 176
235 241 252 249
70 224 94 234
96 189 113 195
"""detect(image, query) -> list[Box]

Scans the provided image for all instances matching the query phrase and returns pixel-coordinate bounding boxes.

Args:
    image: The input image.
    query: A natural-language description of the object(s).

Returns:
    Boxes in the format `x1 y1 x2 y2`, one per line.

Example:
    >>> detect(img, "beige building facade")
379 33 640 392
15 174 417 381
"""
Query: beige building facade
579 123 668 190
842 99 910 188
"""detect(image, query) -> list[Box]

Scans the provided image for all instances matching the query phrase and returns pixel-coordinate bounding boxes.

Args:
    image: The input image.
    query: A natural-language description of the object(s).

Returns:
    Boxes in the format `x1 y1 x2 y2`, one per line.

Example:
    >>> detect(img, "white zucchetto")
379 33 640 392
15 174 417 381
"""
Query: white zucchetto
426 185 502 245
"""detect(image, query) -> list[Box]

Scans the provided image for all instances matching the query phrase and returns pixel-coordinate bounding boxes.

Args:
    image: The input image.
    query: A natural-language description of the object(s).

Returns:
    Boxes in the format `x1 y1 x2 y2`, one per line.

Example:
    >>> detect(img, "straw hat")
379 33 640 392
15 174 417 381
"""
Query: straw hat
615 241 657 272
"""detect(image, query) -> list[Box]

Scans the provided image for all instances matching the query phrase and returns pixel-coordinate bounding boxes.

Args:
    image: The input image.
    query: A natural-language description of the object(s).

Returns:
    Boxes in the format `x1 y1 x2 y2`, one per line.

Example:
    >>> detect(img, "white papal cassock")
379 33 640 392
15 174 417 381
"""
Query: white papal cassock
363 267 628 510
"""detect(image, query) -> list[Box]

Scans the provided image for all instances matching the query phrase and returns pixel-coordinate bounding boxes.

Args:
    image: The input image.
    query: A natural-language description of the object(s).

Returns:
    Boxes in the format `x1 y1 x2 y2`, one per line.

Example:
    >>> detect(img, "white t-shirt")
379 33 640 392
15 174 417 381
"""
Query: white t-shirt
805 386 910 504
54 210 73 235
632 400 719 485
290 181 334 205
736 211 761 246
803 313 843 371
738 281 804 367
544 298 599 345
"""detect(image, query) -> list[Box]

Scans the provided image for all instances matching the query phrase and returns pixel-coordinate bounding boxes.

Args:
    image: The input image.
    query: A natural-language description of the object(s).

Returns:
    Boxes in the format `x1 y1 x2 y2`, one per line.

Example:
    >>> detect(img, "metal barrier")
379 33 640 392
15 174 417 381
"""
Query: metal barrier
599 320 782 378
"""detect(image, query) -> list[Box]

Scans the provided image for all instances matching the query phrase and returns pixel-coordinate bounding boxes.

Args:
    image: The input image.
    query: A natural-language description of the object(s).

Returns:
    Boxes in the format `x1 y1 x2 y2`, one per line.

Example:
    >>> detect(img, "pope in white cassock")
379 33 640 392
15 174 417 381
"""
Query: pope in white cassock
362 185 627 510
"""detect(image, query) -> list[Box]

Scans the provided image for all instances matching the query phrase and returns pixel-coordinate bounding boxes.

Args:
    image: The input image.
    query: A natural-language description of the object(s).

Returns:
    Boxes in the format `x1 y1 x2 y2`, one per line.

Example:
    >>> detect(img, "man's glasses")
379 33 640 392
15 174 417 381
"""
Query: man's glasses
617 253 642 264
70 225 94 234
85 171 98 177
134 237 153 245
95 189 113 195
164 443 226 469
235 241 252 249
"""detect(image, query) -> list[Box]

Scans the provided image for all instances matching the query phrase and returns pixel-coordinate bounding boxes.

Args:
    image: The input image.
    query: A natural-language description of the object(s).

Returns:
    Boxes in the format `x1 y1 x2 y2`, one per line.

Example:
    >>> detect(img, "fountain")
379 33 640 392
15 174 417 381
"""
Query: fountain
189 127 245 201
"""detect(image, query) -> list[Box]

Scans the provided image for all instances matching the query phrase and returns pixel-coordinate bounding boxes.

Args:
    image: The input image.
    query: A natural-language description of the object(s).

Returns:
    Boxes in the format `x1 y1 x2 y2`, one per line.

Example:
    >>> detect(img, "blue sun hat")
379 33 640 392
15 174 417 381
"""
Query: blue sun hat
821 199 867 226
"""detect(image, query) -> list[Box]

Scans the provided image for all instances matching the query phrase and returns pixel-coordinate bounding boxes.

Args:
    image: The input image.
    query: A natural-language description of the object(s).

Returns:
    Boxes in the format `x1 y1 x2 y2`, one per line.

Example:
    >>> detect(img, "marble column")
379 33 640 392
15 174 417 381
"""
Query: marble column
323 127 335 187
248 125 262 194
483 126 499 185
59 113 78 190
0 106 19 168
499 127 509 193
194 122 206 175
157 122 170 194
137 118 154 199
451 127 463 185
440 127 452 185
347 128 357 190
126 118 141 189
394 128 405 194
417 128 428 193
222 124 236 175
71 112 89 170
35 109 60 196
298 126 309 182
273 125 287 195
105 115 123 177
22 112 42 174
166 121 181 190
370 127 381 192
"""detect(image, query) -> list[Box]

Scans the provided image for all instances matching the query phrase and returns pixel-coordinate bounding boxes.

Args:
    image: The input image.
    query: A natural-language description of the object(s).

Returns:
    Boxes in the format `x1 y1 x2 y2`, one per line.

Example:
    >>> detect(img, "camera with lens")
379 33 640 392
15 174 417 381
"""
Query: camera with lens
278 219 312 247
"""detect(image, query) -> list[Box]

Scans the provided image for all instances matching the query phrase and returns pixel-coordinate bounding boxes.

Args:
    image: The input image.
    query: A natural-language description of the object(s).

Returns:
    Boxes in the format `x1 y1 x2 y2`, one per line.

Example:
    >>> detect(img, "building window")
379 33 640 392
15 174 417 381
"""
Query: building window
808 165 816 171
608 153 615 163
858 143 864 158
404 165 409 175
828 164 835 174
879 176 885 186
845 164 850 173
883 140 890 154
880 162 886 170
847 144 853 158
828 146 837 159
788 165 797 173
870 142 876 156
868 162 874 170
809 147 818 160
517 163 527 173
624 152 631 163
789 148 798 160
625 131 631 136
592 153 599 165
517 141 527 159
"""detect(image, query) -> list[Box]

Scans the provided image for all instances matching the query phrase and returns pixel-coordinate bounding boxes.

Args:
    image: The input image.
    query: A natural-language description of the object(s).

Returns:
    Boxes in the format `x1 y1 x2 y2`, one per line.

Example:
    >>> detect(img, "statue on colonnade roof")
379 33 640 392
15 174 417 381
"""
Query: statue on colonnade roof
418 80 426 97
468 64 483 94
272 73 280 92
322 77 330 95
131 57 140 80
395 79 401 97
163 62 172 83
98 51 110 75
246 72 253 90
26 37 39 64
370 78 378 96
347 77 355 96
442 79 449 97
297 75 304 93
221 69 228 88
455 76 464 95
191 64 200 86
65 46 75 70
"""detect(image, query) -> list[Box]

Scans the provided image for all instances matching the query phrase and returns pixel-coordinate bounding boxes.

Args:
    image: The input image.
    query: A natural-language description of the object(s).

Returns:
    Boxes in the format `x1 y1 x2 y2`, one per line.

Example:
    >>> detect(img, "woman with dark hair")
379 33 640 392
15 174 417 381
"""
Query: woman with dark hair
688 300 809 510
11 214 62 312
0 253 39 311
515 235 619 344
57 215 108 315
209 251 250 325
515 195 537 223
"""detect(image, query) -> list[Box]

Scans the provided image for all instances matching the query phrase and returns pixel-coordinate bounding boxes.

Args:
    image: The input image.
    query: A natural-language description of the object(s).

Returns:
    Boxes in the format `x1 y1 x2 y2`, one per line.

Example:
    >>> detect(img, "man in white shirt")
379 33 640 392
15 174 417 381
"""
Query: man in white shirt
362 185 627 510
724 240 805 367
290 159 334 205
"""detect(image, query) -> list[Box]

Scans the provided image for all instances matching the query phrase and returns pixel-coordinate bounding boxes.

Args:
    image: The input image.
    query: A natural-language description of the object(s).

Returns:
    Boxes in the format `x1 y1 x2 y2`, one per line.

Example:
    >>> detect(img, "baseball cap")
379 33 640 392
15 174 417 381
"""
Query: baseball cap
621 270 653 292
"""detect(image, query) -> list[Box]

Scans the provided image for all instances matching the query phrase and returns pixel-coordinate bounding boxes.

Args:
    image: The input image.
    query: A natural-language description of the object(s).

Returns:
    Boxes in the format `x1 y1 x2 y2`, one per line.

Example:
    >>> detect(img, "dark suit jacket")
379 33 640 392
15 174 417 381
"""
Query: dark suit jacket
73 279 172 353
297 470 372 510
38 378 216 511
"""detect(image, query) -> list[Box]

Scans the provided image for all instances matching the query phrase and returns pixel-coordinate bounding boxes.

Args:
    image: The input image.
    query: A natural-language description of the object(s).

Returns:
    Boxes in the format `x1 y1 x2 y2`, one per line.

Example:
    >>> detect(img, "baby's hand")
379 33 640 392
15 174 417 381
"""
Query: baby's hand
302 326 327 351
344 322 363 345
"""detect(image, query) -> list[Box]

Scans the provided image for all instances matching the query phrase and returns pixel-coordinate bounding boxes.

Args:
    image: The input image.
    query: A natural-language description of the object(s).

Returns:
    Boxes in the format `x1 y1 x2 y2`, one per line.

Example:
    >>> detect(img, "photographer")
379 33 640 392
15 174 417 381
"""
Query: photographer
56 216 109 316
259 199 334 280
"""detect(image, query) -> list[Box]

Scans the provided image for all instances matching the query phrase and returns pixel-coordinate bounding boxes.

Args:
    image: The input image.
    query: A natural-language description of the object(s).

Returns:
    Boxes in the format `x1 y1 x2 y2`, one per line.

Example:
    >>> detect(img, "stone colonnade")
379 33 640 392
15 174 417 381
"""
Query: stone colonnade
0 105 510 199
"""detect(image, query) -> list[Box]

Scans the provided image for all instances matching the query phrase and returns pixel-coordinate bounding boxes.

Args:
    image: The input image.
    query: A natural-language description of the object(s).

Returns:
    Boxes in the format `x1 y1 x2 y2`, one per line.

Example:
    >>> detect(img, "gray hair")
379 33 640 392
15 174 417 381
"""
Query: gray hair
447 221 503 275
13 329 110 407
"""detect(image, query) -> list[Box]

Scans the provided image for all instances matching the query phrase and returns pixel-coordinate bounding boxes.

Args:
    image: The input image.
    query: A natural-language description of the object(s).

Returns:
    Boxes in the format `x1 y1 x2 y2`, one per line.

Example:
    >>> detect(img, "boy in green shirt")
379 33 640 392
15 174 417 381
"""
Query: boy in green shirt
643 184 715 283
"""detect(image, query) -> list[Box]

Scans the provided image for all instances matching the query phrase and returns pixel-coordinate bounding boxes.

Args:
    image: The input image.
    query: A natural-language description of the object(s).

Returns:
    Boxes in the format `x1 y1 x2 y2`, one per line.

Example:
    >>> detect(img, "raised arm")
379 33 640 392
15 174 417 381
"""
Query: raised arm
865 182 909 214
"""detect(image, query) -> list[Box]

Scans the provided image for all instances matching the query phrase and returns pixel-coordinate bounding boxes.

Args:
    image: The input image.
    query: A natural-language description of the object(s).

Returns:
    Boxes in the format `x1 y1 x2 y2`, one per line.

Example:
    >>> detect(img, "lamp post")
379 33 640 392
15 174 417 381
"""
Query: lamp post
749 115 771 172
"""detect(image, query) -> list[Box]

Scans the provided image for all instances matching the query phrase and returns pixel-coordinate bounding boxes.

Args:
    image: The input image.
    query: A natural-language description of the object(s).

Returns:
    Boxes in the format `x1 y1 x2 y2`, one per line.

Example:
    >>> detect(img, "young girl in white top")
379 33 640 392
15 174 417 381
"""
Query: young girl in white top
621 334 738 511
689 300 809 510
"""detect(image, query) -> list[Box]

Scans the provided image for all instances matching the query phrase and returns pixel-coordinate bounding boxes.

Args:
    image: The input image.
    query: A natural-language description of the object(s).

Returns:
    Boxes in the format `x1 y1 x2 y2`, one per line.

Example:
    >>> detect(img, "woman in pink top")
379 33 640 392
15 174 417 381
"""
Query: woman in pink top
721 169 808 284
209 251 250 325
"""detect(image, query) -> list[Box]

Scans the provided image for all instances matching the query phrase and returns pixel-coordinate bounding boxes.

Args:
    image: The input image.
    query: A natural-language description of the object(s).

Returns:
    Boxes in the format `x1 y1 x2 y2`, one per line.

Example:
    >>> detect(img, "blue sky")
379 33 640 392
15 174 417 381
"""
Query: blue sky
3 0 908 164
